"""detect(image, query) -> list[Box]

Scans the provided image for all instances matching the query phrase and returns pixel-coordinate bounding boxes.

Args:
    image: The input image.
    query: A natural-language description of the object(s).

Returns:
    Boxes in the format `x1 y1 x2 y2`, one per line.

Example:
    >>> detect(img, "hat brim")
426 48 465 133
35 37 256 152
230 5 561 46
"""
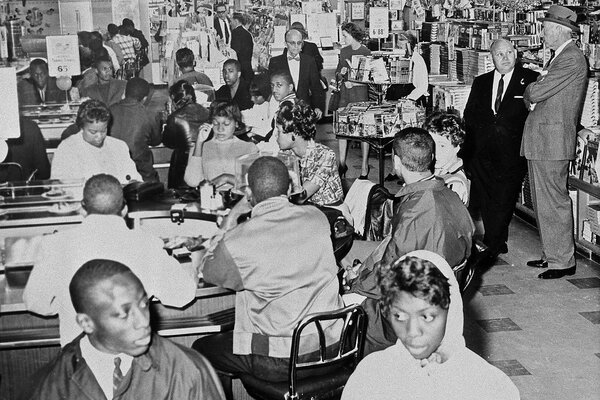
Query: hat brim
539 17 580 33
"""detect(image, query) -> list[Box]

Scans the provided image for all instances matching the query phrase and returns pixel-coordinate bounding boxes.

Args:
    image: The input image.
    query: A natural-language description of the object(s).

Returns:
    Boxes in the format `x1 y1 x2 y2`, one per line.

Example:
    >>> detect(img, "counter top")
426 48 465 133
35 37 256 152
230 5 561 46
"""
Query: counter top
0 274 231 314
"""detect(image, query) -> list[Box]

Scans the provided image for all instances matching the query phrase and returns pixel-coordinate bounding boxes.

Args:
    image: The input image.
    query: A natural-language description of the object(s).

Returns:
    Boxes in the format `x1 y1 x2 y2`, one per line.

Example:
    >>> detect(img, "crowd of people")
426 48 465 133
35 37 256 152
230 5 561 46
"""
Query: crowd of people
8 4 589 399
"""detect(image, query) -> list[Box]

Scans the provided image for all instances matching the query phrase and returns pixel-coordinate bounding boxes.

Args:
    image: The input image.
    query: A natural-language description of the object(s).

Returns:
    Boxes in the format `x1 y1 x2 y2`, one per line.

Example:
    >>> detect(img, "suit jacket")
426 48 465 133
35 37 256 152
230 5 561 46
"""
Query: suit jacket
521 41 588 161
81 79 127 107
463 64 538 177
231 25 254 82
213 16 231 44
215 78 253 111
17 77 68 106
268 53 325 111
283 41 324 72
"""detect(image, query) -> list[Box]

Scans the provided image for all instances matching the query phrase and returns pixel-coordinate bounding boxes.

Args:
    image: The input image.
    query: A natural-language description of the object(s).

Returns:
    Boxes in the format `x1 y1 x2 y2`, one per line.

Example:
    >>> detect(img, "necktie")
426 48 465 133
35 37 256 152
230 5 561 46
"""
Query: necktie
224 20 230 44
113 357 123 395
288 55 300 61
494 74 504 114
545 49 555 68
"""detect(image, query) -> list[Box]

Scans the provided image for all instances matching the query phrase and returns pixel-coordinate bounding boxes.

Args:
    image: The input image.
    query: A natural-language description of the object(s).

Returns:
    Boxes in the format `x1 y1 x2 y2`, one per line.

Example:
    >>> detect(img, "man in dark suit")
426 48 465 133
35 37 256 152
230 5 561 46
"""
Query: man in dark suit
288 22 324 72
463 38 538 260
213 2 231 47
81 57 126 107
521 5 588 279
268 29 325 119
17 59 68 105
215 59 253 111
230 13 254 83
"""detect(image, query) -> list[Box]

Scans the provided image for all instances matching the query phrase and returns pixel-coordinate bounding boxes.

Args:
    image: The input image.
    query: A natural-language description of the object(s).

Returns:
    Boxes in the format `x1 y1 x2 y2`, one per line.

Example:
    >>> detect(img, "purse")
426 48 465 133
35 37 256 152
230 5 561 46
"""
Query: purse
328 89 341 112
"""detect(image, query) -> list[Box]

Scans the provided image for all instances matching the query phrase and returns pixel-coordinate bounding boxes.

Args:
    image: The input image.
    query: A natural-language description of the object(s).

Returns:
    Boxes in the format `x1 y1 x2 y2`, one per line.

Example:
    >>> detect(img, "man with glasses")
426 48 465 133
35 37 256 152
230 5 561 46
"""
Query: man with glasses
213 3 232 46
268 28 325 119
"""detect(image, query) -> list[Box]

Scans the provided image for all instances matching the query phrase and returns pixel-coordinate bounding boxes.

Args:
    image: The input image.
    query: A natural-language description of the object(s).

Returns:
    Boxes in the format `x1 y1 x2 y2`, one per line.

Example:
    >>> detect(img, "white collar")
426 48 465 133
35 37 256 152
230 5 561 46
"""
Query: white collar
553 39 573 59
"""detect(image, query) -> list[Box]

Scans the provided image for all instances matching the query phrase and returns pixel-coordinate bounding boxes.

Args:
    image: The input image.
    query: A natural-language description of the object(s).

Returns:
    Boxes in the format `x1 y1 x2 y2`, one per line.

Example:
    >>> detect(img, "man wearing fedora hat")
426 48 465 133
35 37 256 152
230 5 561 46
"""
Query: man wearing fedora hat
521 5 588 279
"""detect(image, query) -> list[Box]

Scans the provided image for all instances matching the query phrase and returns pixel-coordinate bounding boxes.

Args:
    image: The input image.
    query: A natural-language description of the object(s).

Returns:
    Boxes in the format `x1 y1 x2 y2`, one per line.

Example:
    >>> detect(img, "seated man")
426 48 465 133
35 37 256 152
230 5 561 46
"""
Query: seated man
109 77 161 182
342 250 520 400
81 56 127 107
345 127 474 355
17 58 68 105
215 59 253 111
171 47 214 88
51 99 142 183
24 174 197 346
25 259 225 400
189 156 344 384
1 117 50 181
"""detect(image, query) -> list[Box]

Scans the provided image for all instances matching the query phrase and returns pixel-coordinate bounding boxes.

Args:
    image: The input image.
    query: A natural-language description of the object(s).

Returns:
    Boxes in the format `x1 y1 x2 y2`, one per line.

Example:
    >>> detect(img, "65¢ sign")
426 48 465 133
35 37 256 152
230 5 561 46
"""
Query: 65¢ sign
46 35 81 77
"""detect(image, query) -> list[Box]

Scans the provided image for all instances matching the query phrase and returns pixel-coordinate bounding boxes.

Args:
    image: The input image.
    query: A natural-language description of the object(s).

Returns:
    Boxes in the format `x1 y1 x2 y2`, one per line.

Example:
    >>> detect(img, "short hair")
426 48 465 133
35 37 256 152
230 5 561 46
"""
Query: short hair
175 47 195 68
76 99 111 129
215 2 227 10
291 22 308 38
122 18 135 28
232 12 245 25
341 22 365 42
275 99 317 141
377 256 451 318
29 58 48 70
125 77 150 101
249 73 271 99
82 174 125 215
120 24 134 36
284 29 303 42
248 156 290 203
89 31 103 42
209 100 245 131
270 70 294 86
223 58 241 72
70 259 142 314
490 38 513 54
77 31 92 48
107 23 119 36
94 55 113 69
424 111 465 148
393 127 434 172
169 80 196 108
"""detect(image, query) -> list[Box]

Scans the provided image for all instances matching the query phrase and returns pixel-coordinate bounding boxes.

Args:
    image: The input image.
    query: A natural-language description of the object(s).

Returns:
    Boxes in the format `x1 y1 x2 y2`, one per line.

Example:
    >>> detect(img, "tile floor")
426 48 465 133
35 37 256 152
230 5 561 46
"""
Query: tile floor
316 120 600 400
149 87 600 400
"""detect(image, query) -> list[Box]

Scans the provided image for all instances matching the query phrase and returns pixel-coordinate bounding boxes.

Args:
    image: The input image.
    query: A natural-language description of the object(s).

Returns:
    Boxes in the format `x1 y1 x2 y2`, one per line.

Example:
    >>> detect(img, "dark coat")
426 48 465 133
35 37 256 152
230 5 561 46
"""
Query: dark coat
463 64 539 179
81 79 127 107
231 25 254 83
283 41 324 72
268 53 325 111
17 77 68 106
213 16 231 44
215 78 253 111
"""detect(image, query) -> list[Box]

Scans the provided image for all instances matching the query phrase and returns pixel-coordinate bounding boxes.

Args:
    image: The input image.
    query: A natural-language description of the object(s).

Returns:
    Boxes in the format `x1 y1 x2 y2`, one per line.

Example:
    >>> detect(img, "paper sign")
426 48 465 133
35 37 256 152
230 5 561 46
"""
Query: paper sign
352 3 365 20
0 68 20 139
46 35 80 77
369 7 389 39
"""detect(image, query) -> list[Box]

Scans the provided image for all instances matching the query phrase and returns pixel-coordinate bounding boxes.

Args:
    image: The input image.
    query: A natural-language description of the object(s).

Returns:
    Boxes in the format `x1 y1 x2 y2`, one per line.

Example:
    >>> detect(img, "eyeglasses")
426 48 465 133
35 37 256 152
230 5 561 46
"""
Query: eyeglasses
286 40 303 46
216 9 226 14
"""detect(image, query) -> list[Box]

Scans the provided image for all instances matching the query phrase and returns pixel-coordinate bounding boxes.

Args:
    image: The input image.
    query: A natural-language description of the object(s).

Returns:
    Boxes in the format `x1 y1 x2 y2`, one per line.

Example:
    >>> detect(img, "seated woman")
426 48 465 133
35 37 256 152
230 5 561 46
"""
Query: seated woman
184 101 258 187
276 100 351 221
162 80 210 189
424 111 469 204
342 250 520 400
241 72 276 143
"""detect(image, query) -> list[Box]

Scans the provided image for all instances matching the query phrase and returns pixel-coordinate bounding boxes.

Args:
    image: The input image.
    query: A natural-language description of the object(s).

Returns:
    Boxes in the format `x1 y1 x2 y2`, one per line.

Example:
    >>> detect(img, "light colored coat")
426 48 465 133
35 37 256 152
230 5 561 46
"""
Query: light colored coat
521 41 588 160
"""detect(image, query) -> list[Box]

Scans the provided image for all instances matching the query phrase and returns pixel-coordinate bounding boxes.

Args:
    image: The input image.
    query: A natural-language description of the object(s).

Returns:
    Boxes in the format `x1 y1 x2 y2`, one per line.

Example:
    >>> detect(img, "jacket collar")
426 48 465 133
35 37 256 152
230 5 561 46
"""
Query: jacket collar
396 176 445 197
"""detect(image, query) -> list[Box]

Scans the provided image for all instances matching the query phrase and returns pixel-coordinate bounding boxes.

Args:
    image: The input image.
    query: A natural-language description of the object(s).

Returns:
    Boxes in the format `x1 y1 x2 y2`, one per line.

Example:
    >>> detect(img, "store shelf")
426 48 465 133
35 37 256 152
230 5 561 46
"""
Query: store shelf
568 176 600 199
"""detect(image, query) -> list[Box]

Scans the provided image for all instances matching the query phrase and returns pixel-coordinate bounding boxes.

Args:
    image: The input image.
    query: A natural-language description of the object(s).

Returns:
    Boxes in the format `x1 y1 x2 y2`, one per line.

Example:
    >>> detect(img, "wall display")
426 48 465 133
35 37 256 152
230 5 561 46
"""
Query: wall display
0 0 61 35
46 35 80 76
112 0 141 27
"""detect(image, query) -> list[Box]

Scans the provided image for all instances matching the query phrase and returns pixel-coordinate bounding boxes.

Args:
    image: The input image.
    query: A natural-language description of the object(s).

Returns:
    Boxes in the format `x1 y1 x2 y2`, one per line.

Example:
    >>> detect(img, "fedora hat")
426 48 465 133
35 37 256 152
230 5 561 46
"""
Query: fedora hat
539 5 580 33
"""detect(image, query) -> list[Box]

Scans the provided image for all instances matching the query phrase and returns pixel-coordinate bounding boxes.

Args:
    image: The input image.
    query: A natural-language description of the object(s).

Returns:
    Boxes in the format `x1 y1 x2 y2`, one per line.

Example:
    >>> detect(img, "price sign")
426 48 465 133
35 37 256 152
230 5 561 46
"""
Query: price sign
369 7 389 39
46 35 80 77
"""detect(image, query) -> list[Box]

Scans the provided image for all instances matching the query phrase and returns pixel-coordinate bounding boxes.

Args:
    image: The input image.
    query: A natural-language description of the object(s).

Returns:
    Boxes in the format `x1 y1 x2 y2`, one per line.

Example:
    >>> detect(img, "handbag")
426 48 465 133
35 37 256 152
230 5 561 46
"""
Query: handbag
328 89 341 112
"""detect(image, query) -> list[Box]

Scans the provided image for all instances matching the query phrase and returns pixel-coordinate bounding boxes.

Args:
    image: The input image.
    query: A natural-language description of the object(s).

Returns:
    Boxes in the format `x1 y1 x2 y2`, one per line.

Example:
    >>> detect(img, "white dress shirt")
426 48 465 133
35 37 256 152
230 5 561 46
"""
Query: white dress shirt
288 57 300 90
80 336 133 400
491 68 514 113
218 18 231 45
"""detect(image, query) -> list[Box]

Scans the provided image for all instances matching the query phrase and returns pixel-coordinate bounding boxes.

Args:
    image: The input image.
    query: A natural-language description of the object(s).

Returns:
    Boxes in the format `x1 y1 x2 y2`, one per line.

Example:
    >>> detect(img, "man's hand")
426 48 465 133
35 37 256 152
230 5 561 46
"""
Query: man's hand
164 236 205 251
314 108 323 120
578 128 594 144
219 194 252 231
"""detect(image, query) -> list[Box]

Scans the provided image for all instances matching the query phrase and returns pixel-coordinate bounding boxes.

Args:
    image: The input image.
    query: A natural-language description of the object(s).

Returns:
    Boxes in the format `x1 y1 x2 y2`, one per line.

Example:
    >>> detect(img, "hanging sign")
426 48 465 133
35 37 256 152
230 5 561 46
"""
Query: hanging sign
369 7 389 39
46 35 80 77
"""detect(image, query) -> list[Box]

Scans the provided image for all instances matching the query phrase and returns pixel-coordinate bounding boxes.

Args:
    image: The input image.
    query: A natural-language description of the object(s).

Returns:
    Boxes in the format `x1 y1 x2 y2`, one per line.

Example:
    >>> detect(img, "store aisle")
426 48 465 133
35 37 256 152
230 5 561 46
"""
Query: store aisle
318 121 600 400
148 87 599 399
